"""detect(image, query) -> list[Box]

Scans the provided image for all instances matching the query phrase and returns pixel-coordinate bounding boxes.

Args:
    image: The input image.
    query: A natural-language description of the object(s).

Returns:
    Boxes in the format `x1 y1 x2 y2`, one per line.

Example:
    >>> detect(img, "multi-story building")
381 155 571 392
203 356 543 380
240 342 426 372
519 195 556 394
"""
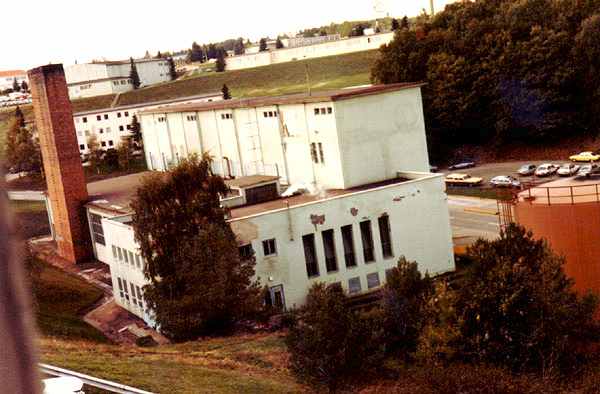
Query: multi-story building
82 83 455 326
72 92 222 154
65 58 172 99
0 70 28 91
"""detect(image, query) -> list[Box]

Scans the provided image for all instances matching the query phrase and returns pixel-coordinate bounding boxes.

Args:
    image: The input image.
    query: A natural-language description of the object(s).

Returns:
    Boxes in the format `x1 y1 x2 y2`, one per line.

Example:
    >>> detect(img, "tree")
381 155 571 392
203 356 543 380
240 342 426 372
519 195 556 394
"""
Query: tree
86 135 102 174
207 43 218 59
12 78 20 92
130 154 261 341
144 50 151 59
4 108 41 174
156 51 162 59
391 18 400 31
381 257 432 357
167 57 177 81
215 49 226 72
421 224 599 373
129 114 142 148
400 15 409 29
286 283 384 390
221 84 231 100
190 41 204 62
259 38 268 52
233 38 245 55
20 80 28 92
117 138 132 171
349 24 366 37
129 58 141 89
14 106 25 128
275 37 284 49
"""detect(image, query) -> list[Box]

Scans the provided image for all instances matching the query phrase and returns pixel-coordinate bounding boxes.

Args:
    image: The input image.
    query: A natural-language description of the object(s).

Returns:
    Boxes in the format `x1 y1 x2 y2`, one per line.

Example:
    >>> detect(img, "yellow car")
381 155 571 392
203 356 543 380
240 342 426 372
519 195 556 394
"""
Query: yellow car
569 151 600 162
445 173 483 186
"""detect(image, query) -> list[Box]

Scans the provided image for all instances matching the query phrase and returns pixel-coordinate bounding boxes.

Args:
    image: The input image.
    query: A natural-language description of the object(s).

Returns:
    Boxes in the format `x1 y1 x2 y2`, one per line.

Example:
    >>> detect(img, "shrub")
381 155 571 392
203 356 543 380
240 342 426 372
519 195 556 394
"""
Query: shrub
286 283 384 390
135 335 158 347
381 257 432 357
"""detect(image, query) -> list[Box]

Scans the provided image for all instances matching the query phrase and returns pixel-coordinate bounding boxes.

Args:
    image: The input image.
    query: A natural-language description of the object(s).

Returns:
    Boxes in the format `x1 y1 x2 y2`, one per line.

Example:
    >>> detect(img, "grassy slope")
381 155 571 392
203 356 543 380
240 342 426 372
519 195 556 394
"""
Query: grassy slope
39 333 305 393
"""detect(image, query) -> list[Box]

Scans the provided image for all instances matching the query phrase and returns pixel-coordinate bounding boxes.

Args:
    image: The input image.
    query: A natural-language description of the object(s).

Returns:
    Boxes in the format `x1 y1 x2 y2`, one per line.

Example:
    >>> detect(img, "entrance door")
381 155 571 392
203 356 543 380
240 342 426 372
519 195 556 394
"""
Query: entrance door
269 285 286 311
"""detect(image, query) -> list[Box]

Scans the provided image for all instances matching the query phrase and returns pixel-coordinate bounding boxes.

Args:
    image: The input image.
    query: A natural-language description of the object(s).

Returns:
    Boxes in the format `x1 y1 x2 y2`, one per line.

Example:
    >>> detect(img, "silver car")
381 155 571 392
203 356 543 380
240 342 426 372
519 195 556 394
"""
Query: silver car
557 163 580 177
490 175 521 188
517 164 536 176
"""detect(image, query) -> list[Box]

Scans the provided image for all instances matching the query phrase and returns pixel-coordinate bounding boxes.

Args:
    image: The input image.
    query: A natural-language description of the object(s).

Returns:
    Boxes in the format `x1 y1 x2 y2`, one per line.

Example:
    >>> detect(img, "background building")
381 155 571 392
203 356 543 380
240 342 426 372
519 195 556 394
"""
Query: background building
65 58 172 99
0 70 28 91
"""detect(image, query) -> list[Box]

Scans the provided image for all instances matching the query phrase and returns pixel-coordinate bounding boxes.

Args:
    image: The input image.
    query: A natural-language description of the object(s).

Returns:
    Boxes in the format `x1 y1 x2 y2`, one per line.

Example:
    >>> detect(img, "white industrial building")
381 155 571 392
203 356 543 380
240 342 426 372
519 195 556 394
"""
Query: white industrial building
72 92 222 154
65 59 173 99
0 70 28 91
226 32 394 71
82 83 455 326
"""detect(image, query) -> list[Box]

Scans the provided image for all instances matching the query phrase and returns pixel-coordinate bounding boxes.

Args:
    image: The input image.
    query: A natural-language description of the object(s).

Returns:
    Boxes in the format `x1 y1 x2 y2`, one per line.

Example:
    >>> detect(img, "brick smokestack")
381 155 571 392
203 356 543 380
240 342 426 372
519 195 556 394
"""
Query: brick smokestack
28 64 91 264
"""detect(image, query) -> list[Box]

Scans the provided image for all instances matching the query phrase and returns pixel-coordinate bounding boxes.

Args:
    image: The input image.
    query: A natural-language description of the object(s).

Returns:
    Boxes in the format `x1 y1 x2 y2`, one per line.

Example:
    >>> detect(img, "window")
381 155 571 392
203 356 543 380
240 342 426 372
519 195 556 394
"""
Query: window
263 111 268 118
117 112 121 118
90 213 105 245
101 141 106 147
106 127 111 133
135 254 141 269
77 131 83 137
262 238 277 256
104 114 108 120
348 277 361 294
126 124 132 130
117 247 123 261
268 111 273 117
303 234 319 277
117 278 125 299
274 111 278 117
360 220 375 263
85 130 90 136
322 229 337 272
112 245 117 259
129 251 135 266
136 286 143 305
99 128 104 134
314 108 319 115
318 143 324 164
96 115 101 121
124 111 129 117
108 140 114 146
320 108 326 115
119 125 124 131
327 107 332 114
122 279 130 301
79 144 85 150
239 243 254 259
378 215 393 259
341 225 356 267
186 115 197 121
367 272 380 289
310 143 318 163
220 113 232 119
131 283 138 306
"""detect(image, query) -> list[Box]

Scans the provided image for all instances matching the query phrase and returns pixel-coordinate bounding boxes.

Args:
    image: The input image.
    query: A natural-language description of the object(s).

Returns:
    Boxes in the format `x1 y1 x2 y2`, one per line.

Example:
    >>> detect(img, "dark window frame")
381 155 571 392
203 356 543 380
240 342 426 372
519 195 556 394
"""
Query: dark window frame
262 238 277 256
360 220 375 263
378 215 393 259
322 229 338 273
90 213 105 245
341 224 356 268
303 234 319 278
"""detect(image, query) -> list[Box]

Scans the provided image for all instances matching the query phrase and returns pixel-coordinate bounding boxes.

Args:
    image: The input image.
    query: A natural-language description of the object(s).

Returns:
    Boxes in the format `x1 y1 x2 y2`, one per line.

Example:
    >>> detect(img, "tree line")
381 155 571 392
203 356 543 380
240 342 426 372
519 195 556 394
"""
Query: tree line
372 0 600 162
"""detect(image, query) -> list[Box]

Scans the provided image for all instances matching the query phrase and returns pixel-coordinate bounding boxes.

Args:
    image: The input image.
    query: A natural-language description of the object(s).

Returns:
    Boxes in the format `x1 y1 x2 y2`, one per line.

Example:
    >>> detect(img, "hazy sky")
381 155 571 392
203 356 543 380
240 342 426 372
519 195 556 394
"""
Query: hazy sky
3 0 456 70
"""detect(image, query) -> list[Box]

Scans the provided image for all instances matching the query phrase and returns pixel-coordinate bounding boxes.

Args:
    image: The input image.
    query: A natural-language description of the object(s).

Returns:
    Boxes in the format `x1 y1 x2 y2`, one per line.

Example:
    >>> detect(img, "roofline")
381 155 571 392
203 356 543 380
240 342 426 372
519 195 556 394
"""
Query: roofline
67 76 130 87
139 83 426 116
72 92 223 116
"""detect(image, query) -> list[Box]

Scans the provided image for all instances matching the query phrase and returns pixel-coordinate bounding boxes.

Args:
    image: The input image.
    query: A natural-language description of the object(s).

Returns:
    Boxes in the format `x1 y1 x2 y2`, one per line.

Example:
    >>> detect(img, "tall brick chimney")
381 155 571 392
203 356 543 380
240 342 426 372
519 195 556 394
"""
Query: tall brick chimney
28 64 91 264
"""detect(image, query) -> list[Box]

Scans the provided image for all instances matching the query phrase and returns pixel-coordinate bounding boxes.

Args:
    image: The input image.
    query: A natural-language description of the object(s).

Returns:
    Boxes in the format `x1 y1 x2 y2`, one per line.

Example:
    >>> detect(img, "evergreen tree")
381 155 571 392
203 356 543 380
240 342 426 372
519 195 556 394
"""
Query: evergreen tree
215 50 226 72
20 80 28 92
167 57 177 80
156 51 162 59
259 38 268 52
221 84 231 100
190 41 204 62
233 38 245 55
129 114 142 148
87 135 102 174
391 18 400 31
130 154 261 341
400 15 409 29
207 44 218 59
14 106 25 128
144 50 151 59
276 37 284 49
12 78 20 92
129 57 141 89
117 138 132 171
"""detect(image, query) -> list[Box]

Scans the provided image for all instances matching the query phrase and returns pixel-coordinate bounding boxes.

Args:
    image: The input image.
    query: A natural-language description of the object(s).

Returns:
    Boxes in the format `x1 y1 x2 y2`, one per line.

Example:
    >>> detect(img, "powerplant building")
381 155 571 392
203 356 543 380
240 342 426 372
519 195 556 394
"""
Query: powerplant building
83 83 455 325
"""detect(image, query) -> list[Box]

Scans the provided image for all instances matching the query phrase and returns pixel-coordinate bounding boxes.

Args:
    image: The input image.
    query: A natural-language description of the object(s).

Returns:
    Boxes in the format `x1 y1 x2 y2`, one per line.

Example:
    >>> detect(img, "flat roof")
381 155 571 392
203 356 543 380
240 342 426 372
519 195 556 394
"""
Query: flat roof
518 177 600 205
72 92 222 116
226 175 279 188
139 83 425 115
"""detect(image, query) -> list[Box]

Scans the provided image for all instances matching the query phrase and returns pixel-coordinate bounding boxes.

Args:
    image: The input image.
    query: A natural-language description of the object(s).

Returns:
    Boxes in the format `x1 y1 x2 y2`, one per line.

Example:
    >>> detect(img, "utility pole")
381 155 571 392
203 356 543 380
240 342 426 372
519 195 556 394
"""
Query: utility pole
430 0 435 15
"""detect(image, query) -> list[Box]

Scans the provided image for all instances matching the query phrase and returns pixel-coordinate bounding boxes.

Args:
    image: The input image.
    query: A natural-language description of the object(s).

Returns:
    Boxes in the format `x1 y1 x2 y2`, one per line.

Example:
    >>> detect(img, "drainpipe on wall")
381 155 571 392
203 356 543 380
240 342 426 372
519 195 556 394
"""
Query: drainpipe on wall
302 103 318 187
275 104 291 185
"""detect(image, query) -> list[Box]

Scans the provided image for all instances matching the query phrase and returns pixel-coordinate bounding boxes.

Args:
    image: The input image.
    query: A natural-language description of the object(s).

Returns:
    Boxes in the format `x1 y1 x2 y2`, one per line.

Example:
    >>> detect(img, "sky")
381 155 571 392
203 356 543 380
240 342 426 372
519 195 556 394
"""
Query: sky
3 0 457 70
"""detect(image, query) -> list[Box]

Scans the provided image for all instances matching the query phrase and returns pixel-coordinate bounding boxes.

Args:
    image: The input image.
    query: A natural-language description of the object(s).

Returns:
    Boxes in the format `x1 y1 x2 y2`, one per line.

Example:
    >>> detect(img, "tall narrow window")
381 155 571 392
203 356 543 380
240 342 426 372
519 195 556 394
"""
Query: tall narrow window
378 215 393 259
89 213 105 245
117 278 124 299
360 220 375 263
322 229 338 272
262 238 277 256
341 225 356 267
318 143 325 164
310 143 318 163
239 244 254 259
303 234 319 277
122 279 130 301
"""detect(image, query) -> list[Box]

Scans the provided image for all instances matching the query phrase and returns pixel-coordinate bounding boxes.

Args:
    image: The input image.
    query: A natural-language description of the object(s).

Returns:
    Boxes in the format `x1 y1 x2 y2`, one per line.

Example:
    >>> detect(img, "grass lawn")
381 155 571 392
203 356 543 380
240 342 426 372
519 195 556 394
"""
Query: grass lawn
38 333 305 394
8 200 51 239
446 186 515 201
30 260 107 343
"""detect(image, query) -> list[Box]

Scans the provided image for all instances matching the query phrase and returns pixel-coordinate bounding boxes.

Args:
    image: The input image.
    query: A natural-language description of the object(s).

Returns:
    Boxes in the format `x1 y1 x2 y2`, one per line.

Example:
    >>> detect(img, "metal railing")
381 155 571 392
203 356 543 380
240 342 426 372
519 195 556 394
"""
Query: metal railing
519 182 600 205
40 363 154 394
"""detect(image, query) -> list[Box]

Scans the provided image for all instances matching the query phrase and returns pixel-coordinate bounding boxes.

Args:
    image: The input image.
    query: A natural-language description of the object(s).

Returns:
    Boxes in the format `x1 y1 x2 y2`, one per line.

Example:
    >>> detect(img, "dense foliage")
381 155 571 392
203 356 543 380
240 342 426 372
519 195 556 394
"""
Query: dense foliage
372 0 600 160
420 224 599 373
131 154 261 341
286 283 384 390
4 107 41 174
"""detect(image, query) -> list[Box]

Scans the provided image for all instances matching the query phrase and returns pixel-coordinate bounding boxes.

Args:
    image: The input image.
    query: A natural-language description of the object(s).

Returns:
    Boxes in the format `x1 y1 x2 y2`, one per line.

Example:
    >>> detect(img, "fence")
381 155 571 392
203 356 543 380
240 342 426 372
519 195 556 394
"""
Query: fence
518 182 600 205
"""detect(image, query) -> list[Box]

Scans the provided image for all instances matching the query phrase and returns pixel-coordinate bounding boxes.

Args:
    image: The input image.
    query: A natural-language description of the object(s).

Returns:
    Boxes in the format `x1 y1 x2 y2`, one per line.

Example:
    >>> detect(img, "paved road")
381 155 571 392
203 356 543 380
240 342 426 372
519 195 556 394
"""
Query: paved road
448 195 500 240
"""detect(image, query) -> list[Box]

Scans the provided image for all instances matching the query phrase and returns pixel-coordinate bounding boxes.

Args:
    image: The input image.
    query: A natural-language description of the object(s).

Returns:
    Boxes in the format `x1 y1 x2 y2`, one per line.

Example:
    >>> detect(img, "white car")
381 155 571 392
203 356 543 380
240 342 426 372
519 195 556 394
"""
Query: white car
557 163 580 177
534 163 558 177
577 164 600 178
490 175 521 188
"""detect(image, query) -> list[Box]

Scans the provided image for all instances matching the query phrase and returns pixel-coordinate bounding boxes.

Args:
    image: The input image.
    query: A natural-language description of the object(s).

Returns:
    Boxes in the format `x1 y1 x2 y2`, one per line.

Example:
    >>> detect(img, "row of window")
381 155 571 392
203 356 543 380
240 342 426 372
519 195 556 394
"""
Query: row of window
112 245 144 271
186 115 197 121
310 142 325 164
77 124 130 139
314 106 333 116
79 140 114 150
116 277 144 308
79 111 130 123
112 79 133 86
303 216 393 278
263 111 278 118
90 213 105 245
221 113 233 120
348 272 381 294
157 116 166 122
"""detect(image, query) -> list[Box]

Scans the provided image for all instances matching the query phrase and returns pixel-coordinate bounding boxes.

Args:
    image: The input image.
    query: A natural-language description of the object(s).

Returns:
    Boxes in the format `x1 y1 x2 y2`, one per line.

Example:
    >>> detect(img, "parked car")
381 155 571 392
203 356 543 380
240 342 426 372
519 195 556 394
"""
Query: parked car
448 160 476 170
557 163 580 177
569 151 600 162
576 163 600 178
490 175 521 188
534 163 558 177
429 164 439 173
517 164 537 176
445 173 483 186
